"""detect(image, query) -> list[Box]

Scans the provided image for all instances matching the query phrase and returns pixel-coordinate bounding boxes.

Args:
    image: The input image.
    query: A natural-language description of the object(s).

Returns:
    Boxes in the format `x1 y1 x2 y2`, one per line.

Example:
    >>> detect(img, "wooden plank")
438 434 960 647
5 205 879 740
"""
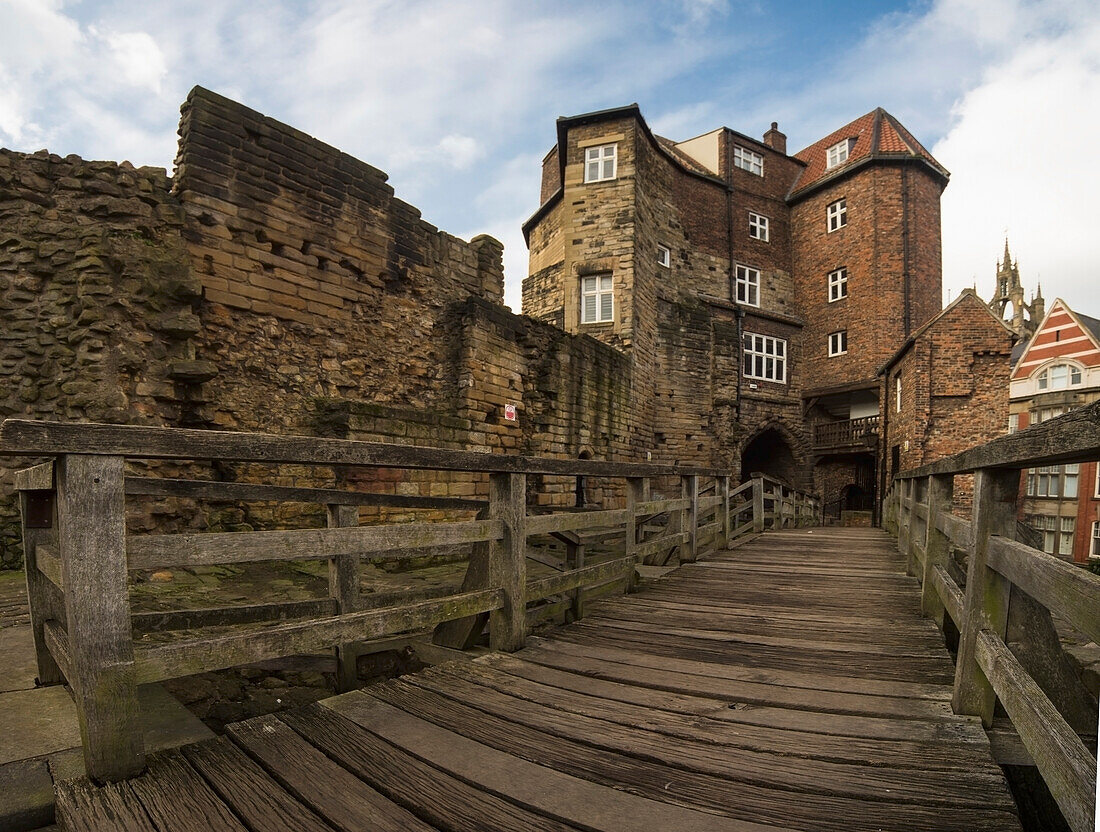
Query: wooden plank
132 598 337 634
698 495 722 512
125 476 486 510
525 508 629 536
56 454 144 782
489 472 526 652
323 691 800 832
525 557 636 603
0 418 724 477
13 461 53 491
682 474 698 562
932 564 965 625
127 749 249 831
43 619 74 685
752 479 764 533
986 536 1100 645
282 705 578 832
226 714 436 831
127 517 503 570
55 778 158 832
975 629 1096 832
939 512 972 549
953 469 1017 726
635 498 689 515
328 504 361 692
182 737 334 832
35 544 63 591
133 588 503 683
633 532 687 562
20 488 64 685
920 474 953 627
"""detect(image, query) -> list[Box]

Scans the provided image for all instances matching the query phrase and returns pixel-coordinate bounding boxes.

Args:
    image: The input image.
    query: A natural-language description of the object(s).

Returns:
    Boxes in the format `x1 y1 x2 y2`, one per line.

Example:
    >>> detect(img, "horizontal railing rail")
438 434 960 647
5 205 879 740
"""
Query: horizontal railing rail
885 398 1100 832
2 418 820 783
812 414 880 449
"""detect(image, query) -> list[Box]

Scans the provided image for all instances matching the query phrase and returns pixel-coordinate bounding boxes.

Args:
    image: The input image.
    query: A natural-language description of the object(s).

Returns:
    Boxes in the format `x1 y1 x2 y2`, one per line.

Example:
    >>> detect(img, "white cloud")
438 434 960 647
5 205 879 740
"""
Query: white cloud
437 134 482 169
104 30 167 94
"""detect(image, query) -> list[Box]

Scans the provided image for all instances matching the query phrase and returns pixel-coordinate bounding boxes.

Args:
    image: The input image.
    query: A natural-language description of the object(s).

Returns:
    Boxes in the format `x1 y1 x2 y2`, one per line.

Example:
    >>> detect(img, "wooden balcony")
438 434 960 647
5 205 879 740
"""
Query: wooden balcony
813 415 880 451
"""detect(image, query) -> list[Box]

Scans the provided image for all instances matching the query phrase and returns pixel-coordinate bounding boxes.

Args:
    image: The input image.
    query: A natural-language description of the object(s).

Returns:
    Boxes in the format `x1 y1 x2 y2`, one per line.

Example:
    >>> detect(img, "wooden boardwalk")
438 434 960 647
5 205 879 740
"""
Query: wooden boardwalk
57 528 1023 831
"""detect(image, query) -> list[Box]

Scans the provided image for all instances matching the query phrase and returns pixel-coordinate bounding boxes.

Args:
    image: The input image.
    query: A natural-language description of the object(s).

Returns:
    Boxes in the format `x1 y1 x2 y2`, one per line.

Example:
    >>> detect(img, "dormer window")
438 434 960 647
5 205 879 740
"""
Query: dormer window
1037 363 1083 390
826 139 853 169
733 146 763 177
584 144 617 183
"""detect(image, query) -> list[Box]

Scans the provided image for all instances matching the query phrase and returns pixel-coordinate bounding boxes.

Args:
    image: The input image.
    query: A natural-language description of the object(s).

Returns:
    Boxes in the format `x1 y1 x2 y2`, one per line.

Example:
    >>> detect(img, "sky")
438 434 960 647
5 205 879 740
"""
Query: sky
1 0 1097 316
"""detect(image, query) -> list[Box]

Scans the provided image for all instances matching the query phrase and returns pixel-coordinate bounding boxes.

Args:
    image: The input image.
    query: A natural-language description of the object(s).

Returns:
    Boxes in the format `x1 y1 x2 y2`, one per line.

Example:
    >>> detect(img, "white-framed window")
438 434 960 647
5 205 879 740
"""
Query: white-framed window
748 212 769 241
828 267 848 302
1095 465 1100 498
584 144 617 183
735 264 760 307
826 139 853 169
1064 464 1079 498
1091 521 1100 559
1027 464 1079 498
1008 413 1019 434
580 274 613 323
1037 363 1083 390
743 332 786 383
733 146 763 176
657 244 670 268
1035 406 1066 423
828 330 847 356
895 374 902 412
1060 516 1076 556
827 198 847 232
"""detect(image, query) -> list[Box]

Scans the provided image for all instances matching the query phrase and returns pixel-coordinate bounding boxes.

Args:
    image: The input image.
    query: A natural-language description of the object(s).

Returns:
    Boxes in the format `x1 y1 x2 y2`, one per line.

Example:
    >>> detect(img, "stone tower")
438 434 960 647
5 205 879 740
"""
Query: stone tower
988 239 1043 337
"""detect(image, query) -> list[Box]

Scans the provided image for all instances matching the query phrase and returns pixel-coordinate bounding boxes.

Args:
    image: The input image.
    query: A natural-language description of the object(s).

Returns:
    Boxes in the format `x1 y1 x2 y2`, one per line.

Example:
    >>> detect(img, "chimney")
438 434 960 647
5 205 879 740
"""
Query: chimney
763 122 786 154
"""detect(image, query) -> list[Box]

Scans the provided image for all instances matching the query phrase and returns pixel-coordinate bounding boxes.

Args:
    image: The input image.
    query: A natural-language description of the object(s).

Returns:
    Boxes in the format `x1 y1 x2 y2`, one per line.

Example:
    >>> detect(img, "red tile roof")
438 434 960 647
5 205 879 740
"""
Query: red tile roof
790 108 948 197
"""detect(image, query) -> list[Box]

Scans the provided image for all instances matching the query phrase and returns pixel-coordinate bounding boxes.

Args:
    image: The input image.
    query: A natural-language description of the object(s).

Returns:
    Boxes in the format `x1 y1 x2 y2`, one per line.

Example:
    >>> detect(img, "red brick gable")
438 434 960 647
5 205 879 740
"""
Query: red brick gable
1012 299 1100 379
790 109 948 197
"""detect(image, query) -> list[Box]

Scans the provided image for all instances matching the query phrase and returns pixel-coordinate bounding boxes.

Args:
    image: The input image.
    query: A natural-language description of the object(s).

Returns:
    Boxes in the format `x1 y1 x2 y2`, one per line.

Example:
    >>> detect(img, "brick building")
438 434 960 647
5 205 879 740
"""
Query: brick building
1008 299 1100 562
523 105 950 515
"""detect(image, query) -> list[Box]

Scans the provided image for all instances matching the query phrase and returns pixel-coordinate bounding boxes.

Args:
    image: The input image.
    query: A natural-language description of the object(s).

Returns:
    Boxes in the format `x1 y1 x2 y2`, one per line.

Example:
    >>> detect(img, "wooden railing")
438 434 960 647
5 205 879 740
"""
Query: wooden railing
812 414 879 449
884 400 1100 832
2 419 818 782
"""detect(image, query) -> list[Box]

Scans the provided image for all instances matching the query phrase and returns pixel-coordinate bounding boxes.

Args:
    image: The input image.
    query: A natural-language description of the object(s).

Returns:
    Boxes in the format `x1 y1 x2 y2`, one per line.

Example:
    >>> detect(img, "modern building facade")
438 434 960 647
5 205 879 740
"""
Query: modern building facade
522 104 950 515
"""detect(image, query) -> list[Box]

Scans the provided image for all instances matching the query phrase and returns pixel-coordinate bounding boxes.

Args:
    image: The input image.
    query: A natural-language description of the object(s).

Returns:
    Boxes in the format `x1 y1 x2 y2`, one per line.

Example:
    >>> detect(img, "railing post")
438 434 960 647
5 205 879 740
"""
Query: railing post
752 478 765 533
56 454 144 782
897 479 913 573
624 477 645 595
953 467 1017 726
17 472 64 686
681 474 698 562
328 504 361 692
488 472 526 652
718 475 731 548
921 474 953 629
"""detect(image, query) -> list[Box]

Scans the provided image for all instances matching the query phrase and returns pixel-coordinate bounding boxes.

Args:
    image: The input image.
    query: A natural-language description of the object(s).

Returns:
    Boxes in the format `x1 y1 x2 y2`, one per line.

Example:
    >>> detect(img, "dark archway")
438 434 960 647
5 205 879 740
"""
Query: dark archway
740 428 798 485
840 483 873 512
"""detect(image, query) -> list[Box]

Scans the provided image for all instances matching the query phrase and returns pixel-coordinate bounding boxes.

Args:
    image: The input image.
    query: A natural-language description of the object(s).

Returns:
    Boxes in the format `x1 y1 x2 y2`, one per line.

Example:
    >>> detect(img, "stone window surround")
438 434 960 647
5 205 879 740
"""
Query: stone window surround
828 267 848 302
580 273 614 324
748 212 769 242
828 330 847 357
583 143 618 183
827 198 848 232
735 264 760 307
743 332 787 384
733 145 764 177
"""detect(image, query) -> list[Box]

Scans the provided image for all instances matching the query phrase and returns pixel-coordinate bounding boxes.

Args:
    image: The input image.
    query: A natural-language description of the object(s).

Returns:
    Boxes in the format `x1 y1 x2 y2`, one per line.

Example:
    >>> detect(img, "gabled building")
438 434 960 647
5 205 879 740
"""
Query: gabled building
522 104 950 516
1009 299 1100 561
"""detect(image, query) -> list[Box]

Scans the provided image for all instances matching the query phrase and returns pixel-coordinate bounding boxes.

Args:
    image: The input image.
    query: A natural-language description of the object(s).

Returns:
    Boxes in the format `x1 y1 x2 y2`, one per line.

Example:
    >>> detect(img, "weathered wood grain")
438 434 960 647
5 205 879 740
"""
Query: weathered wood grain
126 517 504 570
55 778 158 832
328 504 361 692
12 461 53 491
524 557 636 603
127 749 249 831
525 508 630 536
43 619 74 685
131 598 337 634
920 475 953 627
489 472 526 652
20 489 63 684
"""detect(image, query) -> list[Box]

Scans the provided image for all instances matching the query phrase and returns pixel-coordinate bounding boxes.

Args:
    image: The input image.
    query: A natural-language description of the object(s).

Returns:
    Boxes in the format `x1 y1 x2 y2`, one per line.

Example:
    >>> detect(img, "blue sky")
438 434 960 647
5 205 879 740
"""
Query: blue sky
2 0 1098 316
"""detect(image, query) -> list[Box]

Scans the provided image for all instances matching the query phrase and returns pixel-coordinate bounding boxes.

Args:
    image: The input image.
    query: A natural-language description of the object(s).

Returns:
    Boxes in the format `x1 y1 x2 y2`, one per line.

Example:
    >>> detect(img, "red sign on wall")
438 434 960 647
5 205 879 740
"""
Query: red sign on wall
504 404 517 422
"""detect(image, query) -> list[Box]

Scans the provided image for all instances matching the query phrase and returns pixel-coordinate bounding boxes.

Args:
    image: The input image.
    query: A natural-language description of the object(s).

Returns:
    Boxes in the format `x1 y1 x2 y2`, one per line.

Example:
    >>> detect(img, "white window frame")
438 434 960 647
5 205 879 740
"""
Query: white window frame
1059 516 1075 556
1008 413 1019 434
828 267 848 302
1091 521 1100 559
657 244 671 268
826 139 852 169
748 212 769 242
1094 465 1100 498
733 146 763 177
1036 362 1083 391
895 374 902 412
828 330 847 357
827 198 847 232
743 332 787 384
580 274 614 324
583 144 617 183
735 264 760 307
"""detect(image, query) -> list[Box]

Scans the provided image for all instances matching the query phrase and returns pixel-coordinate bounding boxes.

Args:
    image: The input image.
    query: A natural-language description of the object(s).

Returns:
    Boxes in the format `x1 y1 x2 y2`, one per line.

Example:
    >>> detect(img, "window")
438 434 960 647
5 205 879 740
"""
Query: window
748 212 769 241
895 374 902 412
1027 464 1078 498
827 198 847 232
657 245 670 268
826 139 852 169
1091 521 1100 559
828 267 848 302
828 330 847 356
1008 413 1019 434
1095 465 1100 498
1037 363 1083 390
1064 464 1079 498
733 146 763 176
1060 517 1076 556
743 333 786 383
584 144 617 183
735 264 760 307
580 274 613 323
1036 406 1066 423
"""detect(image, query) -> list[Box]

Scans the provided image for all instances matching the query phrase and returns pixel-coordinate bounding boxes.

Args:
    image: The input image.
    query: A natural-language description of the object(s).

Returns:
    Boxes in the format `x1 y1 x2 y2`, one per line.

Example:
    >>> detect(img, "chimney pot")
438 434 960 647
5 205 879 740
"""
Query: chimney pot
763 122 787 154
